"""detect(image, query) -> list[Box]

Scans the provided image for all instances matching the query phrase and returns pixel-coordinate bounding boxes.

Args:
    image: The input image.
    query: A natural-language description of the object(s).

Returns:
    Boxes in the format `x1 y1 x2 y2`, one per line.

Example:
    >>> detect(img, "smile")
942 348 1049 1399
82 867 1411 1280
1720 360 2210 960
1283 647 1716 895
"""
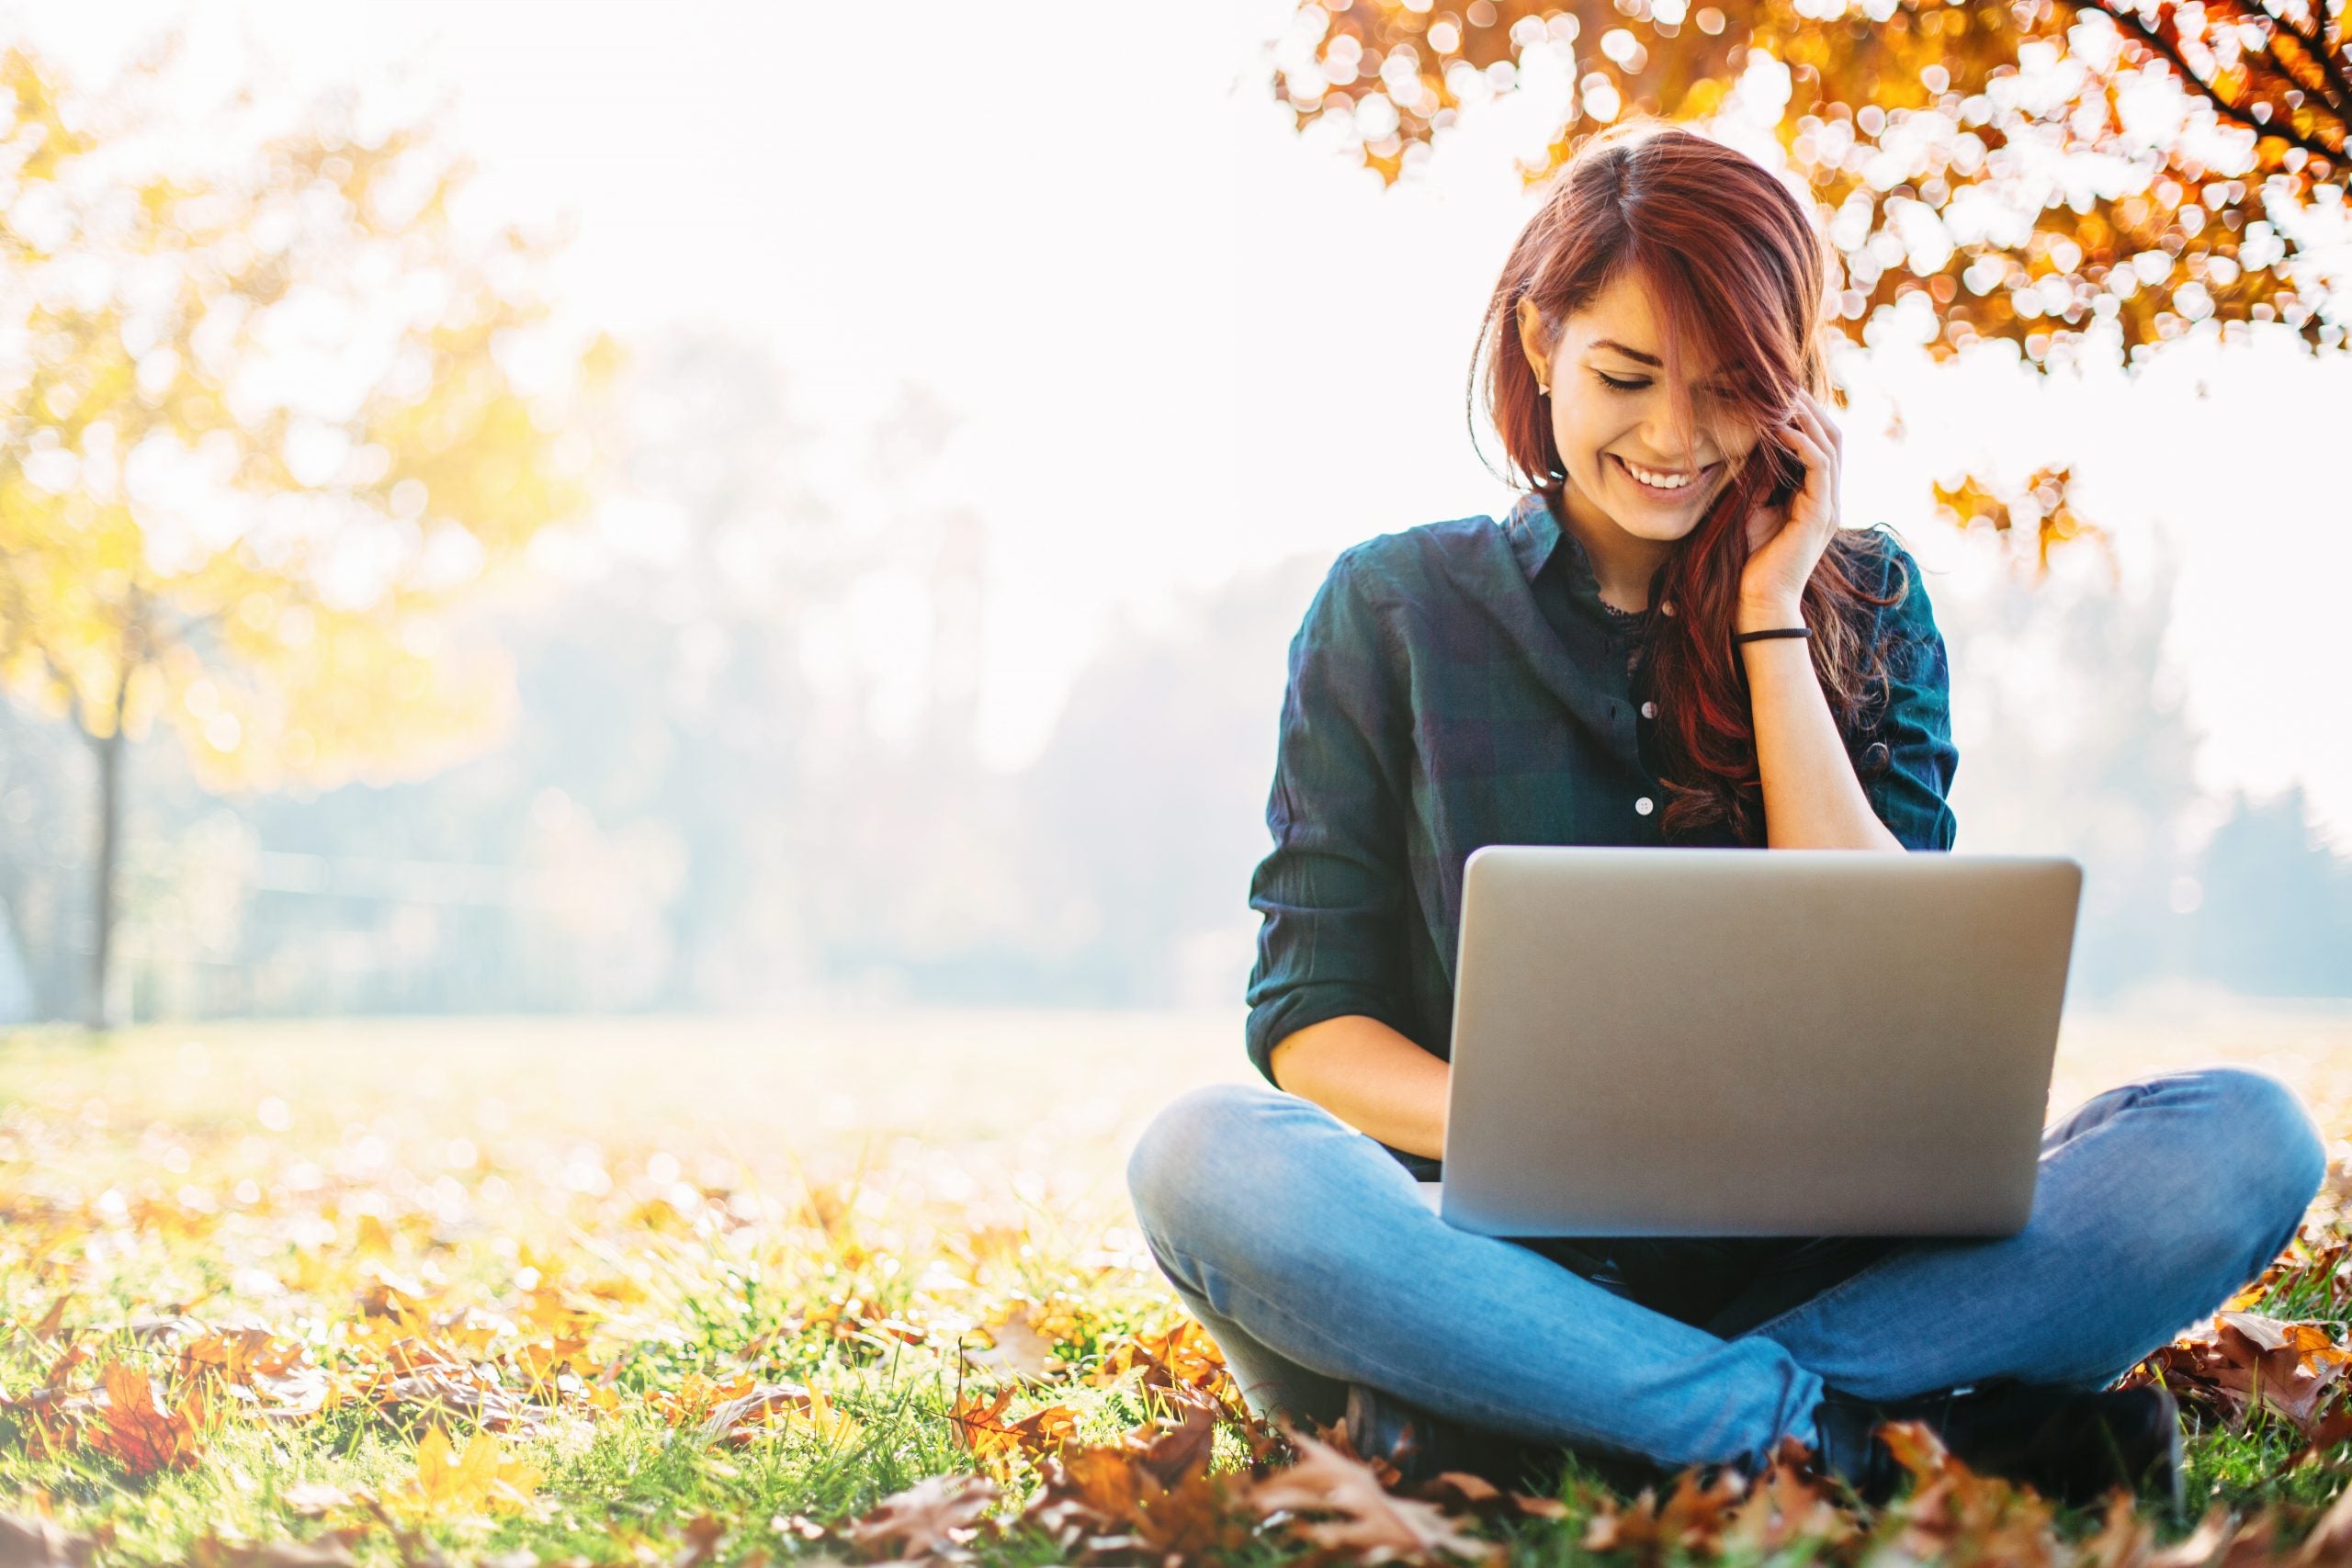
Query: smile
1612 453 1717 501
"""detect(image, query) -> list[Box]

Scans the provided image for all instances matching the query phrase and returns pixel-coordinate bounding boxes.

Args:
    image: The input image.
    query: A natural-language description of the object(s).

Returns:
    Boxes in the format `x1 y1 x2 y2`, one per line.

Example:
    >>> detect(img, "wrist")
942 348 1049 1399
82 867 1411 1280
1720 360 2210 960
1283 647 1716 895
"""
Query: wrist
1736 596 1805 637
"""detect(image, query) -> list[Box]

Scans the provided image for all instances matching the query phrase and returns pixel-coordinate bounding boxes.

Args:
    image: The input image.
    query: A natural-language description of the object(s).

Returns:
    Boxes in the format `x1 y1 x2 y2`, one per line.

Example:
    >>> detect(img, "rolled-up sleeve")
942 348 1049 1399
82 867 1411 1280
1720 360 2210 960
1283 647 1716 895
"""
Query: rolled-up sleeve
1243 548 1419 1087
1862 536 1961 852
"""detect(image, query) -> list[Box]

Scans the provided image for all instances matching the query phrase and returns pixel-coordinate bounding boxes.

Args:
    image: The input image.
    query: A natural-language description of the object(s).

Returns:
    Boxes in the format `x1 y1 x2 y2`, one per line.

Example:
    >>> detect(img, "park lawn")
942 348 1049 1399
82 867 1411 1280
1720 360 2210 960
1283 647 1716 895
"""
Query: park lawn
1 1005 2350 1567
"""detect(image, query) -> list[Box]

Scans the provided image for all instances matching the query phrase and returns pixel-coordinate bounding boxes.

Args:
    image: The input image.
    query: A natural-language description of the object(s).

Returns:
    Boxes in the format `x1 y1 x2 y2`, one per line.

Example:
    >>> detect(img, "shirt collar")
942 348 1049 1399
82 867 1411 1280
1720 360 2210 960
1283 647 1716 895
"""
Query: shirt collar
1503 489 1600 590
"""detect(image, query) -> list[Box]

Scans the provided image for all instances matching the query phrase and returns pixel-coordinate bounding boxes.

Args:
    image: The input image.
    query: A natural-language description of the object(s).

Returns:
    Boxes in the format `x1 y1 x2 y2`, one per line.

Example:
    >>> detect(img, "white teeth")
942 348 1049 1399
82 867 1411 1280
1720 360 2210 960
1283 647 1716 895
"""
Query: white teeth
1620 456 1695 490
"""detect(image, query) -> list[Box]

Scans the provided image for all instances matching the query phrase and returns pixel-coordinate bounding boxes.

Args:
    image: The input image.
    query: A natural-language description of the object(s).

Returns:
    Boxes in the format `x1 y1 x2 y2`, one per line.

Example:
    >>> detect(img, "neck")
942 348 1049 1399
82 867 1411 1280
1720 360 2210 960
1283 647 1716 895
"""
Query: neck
1555 478 1673 611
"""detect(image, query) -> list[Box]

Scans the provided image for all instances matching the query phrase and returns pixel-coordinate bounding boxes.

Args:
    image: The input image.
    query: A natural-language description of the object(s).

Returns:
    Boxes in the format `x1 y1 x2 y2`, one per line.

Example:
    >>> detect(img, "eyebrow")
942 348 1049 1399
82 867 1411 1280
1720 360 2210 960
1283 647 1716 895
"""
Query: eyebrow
1589 337 1664 367
1587 339 1738 387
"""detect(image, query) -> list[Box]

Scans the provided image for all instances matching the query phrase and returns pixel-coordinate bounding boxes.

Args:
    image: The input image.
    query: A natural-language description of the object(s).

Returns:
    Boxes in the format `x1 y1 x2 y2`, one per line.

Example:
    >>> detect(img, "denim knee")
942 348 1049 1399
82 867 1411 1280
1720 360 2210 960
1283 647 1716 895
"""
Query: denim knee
2181 1066 2329 1260
1125 1080 1293 1247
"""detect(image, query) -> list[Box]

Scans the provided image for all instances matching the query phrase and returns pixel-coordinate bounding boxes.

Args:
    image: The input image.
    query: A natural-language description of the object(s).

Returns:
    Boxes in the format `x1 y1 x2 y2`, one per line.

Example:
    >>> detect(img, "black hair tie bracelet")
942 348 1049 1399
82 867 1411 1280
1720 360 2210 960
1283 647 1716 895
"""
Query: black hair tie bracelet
1733 626 1812 644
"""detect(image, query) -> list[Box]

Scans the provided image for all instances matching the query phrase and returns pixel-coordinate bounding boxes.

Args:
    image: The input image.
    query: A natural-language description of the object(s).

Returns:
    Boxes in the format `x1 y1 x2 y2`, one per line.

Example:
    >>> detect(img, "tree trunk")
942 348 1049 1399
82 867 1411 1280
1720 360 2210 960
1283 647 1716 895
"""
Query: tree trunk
86 716 124 1032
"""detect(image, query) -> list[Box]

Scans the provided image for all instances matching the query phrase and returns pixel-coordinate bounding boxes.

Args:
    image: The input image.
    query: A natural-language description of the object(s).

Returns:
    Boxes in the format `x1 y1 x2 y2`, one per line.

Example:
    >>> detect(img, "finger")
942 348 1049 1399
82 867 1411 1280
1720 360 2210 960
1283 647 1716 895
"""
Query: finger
1779 419 1834 491
1777 424 1836 515
1778 419 1826 473
1795 389 1844 452
1788 396 1838 456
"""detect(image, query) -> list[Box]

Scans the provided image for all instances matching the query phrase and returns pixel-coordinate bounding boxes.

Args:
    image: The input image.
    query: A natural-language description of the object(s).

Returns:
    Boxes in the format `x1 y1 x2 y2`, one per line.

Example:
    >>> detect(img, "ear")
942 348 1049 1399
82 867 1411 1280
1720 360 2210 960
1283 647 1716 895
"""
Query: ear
1514 298 1554 387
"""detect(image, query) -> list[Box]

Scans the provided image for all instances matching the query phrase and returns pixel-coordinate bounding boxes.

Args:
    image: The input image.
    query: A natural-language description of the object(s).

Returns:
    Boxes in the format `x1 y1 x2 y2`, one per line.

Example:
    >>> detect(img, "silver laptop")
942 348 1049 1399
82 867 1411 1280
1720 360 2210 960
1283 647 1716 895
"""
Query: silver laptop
1418 845 2082 1237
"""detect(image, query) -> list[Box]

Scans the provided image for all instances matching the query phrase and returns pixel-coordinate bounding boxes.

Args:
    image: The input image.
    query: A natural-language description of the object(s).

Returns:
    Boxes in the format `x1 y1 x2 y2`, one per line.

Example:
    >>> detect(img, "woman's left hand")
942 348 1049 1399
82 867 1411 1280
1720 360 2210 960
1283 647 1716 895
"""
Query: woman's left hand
1736 387 1844 626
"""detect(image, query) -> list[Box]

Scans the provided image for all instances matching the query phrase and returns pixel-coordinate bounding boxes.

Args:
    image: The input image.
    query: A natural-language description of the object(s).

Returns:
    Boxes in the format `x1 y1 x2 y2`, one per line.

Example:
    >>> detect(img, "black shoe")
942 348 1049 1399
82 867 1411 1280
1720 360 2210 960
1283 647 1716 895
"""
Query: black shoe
1342 1382 1564 1491
1808 1377 2183 1511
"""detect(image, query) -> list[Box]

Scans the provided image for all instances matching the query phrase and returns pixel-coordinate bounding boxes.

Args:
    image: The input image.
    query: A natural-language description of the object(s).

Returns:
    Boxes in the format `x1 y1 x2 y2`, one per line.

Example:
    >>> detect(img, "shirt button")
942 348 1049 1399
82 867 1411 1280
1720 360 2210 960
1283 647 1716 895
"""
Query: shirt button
1635 796 1655 816
1640 701 1657 719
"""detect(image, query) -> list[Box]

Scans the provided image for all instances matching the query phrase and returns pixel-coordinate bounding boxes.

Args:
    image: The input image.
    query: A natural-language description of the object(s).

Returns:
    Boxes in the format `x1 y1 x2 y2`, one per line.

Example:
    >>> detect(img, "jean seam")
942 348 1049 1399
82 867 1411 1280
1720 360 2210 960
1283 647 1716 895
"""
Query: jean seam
1150 1234 1792 1466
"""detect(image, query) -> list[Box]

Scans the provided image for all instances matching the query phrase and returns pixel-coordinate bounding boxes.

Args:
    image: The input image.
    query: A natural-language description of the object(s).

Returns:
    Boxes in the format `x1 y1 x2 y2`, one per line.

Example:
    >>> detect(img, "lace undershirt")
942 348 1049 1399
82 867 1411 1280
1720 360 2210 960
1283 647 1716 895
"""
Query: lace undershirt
1600 596 1652 678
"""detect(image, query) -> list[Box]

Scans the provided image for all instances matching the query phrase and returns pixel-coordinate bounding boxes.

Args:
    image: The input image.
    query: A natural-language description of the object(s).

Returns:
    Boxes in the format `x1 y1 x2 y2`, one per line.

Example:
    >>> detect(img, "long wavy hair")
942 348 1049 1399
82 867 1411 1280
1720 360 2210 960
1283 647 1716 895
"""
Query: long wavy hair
1470 117 1907 846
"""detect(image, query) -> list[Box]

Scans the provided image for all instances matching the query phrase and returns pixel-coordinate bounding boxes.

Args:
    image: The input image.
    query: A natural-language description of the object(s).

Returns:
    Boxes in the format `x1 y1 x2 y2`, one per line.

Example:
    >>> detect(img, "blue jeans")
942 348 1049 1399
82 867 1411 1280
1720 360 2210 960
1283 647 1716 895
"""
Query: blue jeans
1124 1066 2326 1476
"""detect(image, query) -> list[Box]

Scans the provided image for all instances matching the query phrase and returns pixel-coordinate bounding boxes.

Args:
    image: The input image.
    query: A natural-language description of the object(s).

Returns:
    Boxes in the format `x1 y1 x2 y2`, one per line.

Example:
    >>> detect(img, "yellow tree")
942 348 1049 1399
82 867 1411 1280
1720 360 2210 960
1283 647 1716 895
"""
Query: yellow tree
1267 0 2346 563
0 44 607 1026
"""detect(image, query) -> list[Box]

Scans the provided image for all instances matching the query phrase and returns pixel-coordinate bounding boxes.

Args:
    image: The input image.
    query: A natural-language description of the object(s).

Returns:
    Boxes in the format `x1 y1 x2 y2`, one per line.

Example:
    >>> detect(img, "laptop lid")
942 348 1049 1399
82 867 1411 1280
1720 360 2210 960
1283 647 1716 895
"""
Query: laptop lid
1438 846 2081 1238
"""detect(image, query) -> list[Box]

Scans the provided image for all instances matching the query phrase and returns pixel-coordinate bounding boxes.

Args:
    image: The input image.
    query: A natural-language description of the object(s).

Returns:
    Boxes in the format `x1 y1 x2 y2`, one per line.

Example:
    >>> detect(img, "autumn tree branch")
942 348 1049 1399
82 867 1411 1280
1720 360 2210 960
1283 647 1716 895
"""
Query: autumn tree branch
2076 0 2350 162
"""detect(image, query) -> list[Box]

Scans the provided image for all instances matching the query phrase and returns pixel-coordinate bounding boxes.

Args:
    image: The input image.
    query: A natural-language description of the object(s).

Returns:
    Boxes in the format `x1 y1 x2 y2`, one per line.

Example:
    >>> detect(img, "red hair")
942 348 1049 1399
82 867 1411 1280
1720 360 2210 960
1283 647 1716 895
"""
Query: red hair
1469 117 1906 845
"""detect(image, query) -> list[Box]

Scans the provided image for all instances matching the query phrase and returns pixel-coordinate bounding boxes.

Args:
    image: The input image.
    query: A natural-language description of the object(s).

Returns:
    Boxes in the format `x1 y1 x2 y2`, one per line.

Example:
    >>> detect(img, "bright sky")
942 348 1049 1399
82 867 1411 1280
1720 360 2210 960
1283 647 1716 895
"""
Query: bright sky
17 0 2352 847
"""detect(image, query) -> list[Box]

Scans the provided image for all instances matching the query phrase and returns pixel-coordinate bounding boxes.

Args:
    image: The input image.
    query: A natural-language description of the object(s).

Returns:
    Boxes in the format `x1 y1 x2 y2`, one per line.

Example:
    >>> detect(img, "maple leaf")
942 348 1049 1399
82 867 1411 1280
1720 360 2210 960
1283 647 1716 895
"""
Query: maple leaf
88 1360 206 1476
838 1472 1001 1564
1013 1402 1260 1563
398 1424 542 1519
947 1385 1020 1463
177 1326 331 1419
1247 1426 1500 1565
951 1383 1081 1473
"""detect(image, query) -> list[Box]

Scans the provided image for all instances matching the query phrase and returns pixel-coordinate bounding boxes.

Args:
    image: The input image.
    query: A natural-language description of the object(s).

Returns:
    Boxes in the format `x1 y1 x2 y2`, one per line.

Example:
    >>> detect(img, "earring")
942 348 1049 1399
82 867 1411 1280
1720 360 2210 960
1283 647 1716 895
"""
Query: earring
1539 382 1551 396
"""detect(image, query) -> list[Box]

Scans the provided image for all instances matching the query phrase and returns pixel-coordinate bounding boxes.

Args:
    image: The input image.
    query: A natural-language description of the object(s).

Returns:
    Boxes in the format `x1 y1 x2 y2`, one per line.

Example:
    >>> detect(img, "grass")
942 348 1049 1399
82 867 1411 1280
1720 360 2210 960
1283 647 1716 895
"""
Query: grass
1 1000 2348 1565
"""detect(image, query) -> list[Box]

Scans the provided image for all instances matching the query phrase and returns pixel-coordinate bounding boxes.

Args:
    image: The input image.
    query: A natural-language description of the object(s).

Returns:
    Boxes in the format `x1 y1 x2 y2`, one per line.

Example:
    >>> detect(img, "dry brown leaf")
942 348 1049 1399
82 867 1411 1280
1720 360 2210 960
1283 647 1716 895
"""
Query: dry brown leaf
1408 1471 1571 1522
2148 1505 2240 1568
696 1382 811 1444
838 1472 1001 1564
2135 1312 2352 1439
277 1483 354 1518
1581 1465 1752 1559
1876 1417 2065 1566
964 1315 1057 1382
1247 1426 1499 1565
945 1386 1018 1463
1717 1440 1856 1554
88 1360 206 1476
1129 1398 1216 1490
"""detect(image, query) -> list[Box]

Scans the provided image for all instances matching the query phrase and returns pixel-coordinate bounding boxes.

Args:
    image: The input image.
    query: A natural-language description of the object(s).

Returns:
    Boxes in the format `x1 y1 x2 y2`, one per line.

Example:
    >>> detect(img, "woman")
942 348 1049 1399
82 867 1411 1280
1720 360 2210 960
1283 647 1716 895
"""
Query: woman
1123 119 2325 1506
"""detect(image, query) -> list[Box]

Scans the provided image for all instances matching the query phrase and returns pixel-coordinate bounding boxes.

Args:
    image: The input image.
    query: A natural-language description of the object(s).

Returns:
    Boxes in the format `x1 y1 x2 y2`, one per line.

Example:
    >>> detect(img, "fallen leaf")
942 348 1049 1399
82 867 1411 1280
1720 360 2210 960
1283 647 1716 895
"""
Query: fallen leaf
696 1382 809 1444
397 1424 542 1519
839 1472 1001 1564
965 1315 1057 1382
277 1483 354 1518
88 1361 206 1476
1247 1425 1499 1564
2132 1312 2352 1439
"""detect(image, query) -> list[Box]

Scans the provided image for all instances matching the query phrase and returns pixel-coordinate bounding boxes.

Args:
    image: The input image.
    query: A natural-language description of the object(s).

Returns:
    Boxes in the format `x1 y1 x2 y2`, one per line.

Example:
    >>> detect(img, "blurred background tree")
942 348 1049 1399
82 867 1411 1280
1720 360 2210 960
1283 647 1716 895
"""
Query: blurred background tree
0 9 2340 1027
0 42 606 1025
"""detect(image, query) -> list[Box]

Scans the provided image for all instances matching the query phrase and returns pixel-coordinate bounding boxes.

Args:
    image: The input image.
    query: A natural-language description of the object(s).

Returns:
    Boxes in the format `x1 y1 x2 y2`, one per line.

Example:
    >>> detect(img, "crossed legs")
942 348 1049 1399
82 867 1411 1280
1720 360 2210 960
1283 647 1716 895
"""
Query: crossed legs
1124 1067 2326 1475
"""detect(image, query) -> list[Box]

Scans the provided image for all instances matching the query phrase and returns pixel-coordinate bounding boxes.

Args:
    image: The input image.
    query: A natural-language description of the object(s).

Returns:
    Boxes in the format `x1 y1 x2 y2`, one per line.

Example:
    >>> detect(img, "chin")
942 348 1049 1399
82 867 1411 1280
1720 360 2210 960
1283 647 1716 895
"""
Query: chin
1608 507 1705 545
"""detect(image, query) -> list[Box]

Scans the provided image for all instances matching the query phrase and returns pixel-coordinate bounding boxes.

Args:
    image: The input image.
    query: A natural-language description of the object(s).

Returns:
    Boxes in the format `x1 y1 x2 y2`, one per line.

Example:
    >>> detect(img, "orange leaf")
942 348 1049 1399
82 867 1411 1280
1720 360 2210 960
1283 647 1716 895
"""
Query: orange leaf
90 1360 205 1476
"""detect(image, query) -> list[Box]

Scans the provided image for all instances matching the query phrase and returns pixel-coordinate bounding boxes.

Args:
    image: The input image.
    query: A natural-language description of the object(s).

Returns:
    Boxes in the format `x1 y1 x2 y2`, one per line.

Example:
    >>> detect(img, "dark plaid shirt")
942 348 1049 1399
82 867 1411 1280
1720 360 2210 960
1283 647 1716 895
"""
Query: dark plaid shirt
1241 490 1959 1175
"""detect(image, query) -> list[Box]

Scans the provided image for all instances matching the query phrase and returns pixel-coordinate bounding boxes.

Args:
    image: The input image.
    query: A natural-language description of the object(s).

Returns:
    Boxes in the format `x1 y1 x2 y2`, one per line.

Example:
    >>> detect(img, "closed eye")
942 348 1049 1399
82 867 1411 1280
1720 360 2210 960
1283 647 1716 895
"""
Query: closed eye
1594 369 1736 398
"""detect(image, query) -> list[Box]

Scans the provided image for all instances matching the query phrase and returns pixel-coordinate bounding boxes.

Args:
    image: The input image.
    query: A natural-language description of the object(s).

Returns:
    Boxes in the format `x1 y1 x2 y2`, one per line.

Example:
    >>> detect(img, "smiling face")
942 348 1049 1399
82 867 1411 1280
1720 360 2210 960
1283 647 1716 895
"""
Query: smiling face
1516 269 1766 554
